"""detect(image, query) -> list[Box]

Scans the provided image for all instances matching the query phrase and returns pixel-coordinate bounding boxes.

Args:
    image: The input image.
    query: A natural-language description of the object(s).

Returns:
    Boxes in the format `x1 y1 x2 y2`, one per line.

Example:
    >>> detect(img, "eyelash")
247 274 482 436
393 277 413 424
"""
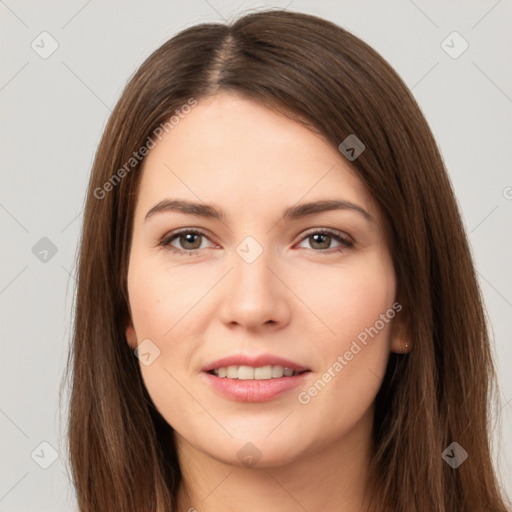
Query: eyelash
158 227 354 256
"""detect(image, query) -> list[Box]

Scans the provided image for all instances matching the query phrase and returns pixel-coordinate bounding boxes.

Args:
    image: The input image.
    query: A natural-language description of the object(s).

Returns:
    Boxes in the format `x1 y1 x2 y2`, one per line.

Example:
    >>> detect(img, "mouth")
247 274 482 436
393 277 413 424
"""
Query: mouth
207 365 309 380
202 354 312 402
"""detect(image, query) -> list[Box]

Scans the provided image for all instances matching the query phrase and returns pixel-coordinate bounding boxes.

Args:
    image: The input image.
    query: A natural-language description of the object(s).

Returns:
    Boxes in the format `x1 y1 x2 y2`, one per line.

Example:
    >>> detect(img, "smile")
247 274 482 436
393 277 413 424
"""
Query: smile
208 365 307 380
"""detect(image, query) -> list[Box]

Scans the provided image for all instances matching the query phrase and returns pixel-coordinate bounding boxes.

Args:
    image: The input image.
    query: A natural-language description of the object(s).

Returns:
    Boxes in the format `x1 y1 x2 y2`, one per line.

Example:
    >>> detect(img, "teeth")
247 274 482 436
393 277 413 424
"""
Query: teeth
254 365 272 380
211 364 299 380
272 365 284 378
238 365 254 380
283 367 294 377
226 365 238 378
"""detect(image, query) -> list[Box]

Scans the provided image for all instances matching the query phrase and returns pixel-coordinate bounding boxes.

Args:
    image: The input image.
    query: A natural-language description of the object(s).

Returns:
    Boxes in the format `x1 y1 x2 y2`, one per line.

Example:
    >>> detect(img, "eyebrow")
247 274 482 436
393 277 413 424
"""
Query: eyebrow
144 198 374 223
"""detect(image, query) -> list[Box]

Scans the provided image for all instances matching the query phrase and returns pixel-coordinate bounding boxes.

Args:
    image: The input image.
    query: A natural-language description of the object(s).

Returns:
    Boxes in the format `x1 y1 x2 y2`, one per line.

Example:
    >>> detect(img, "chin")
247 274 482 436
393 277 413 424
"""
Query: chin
200 432 311 469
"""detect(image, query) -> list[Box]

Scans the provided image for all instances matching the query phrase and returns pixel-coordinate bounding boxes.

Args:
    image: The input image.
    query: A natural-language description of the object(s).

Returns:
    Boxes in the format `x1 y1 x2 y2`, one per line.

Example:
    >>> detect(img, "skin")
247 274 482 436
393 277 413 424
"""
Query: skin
125 91 409 512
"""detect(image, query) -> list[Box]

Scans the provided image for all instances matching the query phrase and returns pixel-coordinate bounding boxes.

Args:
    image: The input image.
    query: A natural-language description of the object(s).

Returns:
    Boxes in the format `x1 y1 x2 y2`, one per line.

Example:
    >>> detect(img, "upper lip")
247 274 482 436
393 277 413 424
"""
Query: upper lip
203 354 310 373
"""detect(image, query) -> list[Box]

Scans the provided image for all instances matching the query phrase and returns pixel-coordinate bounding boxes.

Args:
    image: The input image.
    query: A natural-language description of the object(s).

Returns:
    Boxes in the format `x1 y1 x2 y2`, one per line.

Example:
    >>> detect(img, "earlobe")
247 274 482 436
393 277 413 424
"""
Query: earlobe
389 308 411 354
390 338 411 354
125 321 138 349
392 338 411 354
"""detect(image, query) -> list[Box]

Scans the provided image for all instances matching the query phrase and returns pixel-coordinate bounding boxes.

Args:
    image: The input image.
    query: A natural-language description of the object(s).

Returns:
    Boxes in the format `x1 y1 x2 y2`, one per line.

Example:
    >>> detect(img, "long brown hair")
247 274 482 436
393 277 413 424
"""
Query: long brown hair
63 9 511 511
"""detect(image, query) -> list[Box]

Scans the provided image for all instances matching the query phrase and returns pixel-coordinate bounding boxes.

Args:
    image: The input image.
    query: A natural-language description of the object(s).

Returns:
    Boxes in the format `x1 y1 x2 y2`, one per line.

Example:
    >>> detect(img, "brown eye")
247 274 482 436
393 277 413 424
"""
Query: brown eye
177 232 203 250
308 233 332 250
297 229 353 252
159 229 212 255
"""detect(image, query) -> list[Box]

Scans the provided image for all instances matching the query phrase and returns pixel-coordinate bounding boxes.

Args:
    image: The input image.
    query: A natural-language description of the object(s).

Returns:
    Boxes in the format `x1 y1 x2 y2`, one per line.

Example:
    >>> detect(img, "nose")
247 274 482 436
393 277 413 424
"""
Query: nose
217 243 291 332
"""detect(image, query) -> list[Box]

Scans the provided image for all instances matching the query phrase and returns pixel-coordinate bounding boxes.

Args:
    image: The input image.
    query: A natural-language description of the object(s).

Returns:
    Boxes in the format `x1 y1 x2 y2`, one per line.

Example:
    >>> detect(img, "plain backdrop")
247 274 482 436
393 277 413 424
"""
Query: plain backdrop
1 1 511 510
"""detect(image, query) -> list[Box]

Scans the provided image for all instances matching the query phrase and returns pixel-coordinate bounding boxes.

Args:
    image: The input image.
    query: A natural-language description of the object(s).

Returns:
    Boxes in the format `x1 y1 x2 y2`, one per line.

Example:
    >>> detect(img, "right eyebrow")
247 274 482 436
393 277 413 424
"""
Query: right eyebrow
144 199 225 223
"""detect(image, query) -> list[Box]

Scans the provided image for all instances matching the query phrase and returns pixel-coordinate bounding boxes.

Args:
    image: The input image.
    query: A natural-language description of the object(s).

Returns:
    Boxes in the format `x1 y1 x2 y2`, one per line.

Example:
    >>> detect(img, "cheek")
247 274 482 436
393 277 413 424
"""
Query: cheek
127 251 207 339
126 257 205 428
126 252 213 398
296 254 396 413
299 251 396 343
334 271 395 342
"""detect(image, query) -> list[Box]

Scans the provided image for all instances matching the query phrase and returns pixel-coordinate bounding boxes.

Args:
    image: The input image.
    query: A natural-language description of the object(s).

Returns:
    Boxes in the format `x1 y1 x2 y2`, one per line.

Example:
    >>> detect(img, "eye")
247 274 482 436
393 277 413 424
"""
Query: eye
158 227 353 256
296 228 353 252
158 228 214 255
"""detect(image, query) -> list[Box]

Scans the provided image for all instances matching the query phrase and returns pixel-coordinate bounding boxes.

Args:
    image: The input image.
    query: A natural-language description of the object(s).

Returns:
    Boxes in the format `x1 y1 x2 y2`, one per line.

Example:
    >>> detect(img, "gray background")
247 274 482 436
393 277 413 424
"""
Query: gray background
1 0 511 510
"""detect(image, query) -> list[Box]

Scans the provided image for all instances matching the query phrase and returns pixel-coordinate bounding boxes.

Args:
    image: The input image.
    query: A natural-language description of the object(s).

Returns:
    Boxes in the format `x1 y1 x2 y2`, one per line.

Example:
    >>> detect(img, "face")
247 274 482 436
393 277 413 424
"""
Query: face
125 91 404 468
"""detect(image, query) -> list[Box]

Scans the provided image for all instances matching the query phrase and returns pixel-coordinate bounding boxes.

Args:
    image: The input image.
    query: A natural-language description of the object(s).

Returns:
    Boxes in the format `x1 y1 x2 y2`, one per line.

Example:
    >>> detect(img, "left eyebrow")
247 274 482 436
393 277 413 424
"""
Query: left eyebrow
144 198 375 224
282 199 375 223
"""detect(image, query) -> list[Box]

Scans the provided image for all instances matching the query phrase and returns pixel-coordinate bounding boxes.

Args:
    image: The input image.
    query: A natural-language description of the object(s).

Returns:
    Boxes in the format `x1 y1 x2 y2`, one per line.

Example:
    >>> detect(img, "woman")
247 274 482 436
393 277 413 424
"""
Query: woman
64 9 511 512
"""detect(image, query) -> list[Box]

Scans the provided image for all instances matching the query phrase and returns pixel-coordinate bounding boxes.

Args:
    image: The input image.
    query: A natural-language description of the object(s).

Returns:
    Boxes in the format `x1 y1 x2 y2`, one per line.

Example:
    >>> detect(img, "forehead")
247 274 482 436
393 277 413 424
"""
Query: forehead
135 92 379 221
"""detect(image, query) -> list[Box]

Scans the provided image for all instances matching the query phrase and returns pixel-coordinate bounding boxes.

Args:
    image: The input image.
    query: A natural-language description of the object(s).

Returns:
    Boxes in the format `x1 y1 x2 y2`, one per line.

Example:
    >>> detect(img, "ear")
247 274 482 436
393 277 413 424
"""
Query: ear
389 305 411 354
125 317 138 349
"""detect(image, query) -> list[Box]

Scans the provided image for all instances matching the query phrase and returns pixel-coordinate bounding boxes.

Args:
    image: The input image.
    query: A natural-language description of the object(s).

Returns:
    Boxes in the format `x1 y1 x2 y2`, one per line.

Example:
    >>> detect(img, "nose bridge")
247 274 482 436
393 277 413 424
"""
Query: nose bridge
233 233 277 300
219 233 290 329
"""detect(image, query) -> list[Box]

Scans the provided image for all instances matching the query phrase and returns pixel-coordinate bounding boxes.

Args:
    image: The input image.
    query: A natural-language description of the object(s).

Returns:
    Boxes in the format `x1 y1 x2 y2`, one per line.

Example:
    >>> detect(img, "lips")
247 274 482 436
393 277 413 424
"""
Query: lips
201 354 311 402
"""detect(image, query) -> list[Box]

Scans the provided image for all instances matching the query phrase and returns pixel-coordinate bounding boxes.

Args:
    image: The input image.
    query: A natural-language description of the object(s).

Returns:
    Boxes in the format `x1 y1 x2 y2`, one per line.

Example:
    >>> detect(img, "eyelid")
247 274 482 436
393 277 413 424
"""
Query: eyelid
296 226 353 245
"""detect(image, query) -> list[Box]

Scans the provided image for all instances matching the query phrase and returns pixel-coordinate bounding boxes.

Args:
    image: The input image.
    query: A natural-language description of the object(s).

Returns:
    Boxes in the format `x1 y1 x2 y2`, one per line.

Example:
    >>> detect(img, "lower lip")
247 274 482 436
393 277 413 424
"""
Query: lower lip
202 371 311 402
